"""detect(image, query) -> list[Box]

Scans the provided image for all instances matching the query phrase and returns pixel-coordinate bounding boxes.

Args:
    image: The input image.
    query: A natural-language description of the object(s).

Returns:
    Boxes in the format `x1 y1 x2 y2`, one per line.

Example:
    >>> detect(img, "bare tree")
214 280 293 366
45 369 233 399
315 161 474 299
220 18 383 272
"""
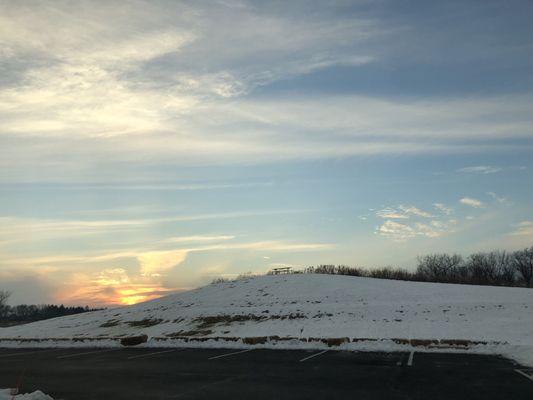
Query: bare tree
493 251 516 286
513 247 533 287
466 251 515 285
416 254 464 282
467 253 494 284
0 290 11 319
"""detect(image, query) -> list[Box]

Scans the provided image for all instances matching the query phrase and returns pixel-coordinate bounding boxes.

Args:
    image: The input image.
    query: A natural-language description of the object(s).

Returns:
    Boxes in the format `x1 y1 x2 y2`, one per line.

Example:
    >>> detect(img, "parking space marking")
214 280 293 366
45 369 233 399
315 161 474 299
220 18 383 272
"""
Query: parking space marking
208 349 254 360
127 349 178 360
299 350 328 362
407 351 415 367
57 348 118 359
0 349 62 358
514 369 533 382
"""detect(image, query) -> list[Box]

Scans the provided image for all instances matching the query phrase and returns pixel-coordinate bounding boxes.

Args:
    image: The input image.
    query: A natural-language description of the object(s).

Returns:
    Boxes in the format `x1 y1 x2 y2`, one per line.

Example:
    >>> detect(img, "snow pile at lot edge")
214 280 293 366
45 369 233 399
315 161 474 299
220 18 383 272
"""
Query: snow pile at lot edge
0 388 54 400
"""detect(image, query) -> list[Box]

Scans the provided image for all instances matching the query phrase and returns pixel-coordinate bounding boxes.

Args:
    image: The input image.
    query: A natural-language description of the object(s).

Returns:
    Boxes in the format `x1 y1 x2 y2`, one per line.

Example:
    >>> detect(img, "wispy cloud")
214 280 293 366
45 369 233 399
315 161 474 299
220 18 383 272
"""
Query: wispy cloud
376 208 409 219
3 240 334 268
1 236 334 304
398 205 433 218
1 2 533 182
161 235 236 244
0 210 304 244
376 205 433 219
138 250 189 277
433 203 453 215
457 166 502 174
377 220 416 241
375 202 457 242
377 219 457 242
460 197 485 208
487 192 511 205
508 221 533 237
377 220 416 242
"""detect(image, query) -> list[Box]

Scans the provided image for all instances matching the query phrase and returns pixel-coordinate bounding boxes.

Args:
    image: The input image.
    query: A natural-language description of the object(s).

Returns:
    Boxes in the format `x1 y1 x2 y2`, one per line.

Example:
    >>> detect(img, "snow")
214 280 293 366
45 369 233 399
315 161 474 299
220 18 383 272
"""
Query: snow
0 389 54 400
0 274 532 365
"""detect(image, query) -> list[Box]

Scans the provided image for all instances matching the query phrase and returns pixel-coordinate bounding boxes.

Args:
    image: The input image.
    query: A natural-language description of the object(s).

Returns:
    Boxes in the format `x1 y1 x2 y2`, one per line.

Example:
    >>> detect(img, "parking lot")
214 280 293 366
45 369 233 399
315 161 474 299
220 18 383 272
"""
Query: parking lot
0 347 531 399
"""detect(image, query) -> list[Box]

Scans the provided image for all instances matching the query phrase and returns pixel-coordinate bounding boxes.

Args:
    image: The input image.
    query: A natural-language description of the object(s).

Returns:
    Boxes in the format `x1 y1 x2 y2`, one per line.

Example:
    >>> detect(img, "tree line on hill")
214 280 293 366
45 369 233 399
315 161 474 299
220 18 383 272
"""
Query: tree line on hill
0 291 102 325
303 247 533 288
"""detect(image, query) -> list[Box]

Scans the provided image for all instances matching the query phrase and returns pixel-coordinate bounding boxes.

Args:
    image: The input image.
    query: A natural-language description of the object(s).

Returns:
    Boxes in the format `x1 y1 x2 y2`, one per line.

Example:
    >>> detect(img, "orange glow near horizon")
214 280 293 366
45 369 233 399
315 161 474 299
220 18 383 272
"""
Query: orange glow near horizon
56 282 176 307
116 287 171 305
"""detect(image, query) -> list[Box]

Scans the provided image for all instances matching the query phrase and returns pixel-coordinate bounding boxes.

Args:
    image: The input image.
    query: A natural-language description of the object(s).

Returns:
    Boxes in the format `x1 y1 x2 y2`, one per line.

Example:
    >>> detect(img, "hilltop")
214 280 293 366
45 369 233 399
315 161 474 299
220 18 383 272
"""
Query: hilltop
1 274 532 364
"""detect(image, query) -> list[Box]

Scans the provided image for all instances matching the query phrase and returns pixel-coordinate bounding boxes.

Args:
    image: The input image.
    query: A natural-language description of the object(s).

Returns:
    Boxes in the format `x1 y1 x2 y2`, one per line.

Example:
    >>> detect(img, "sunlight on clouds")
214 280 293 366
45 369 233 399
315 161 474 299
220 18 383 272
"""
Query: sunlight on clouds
138 250 188 277
377 219 457 242
375 202 458 242
55 268 178 306
2 1 531 182
0 63 198 138
1 237 333 305
377 220 415 242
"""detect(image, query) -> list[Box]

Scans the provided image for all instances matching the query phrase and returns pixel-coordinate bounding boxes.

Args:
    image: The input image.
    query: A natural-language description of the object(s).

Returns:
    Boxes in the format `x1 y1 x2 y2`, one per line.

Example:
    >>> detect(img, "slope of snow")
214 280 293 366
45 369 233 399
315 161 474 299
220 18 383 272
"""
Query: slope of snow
0 389 54 400
1 275 531 363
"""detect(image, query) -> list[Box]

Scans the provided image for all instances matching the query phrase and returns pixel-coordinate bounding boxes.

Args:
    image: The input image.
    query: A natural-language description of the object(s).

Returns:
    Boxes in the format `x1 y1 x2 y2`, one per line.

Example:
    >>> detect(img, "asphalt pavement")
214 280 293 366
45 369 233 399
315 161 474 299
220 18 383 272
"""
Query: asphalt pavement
0 347 531 399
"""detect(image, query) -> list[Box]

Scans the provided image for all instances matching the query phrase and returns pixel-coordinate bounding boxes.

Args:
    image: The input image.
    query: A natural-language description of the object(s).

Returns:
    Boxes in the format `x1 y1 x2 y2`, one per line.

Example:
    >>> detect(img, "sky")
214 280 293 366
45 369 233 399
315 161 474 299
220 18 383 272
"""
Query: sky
1 0 533 307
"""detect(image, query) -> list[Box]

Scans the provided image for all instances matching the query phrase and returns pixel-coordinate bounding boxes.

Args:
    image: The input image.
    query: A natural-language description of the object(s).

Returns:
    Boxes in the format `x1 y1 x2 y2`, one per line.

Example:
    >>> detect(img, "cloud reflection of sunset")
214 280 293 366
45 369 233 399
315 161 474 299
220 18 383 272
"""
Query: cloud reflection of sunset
55 268 177 307
60 283 176 307
116 287 171 305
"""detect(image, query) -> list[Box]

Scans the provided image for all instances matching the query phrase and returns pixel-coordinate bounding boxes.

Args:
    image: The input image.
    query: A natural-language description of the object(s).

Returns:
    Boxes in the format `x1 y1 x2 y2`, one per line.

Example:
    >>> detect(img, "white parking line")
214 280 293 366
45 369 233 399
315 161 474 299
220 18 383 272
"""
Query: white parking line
127 349 177 360
208 349 254 360
299 350 328 362
0 349 63 358
407 351 415 367
57 348 118 359
515 369 533 382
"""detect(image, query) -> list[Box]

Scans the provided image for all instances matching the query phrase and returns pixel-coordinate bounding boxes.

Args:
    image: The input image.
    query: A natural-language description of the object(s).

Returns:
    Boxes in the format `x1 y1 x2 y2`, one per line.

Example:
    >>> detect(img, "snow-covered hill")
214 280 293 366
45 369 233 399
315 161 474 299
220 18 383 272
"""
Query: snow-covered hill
1 274 532 364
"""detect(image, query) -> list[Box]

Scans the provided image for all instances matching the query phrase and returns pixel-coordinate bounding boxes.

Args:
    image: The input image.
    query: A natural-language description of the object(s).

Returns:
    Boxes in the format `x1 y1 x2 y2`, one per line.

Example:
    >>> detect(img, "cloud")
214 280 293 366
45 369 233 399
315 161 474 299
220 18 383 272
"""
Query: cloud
1 2 533 182
60 272 179 306
1 235 333 305
0 210 302 245
377 220 416 242
508 221 533 237
377 218 457 242
0 274 56 305
487 192 511 205
460 197 485 208
398 205 433 218
376 205 433 219
64 181 275 191
161 235 235 244
375 202 457 241
197 241 334 252
376 208 409 219
4 238 333 266
433 203 453 215
415 220 457 238
457 166 502 174
138 250 189 277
